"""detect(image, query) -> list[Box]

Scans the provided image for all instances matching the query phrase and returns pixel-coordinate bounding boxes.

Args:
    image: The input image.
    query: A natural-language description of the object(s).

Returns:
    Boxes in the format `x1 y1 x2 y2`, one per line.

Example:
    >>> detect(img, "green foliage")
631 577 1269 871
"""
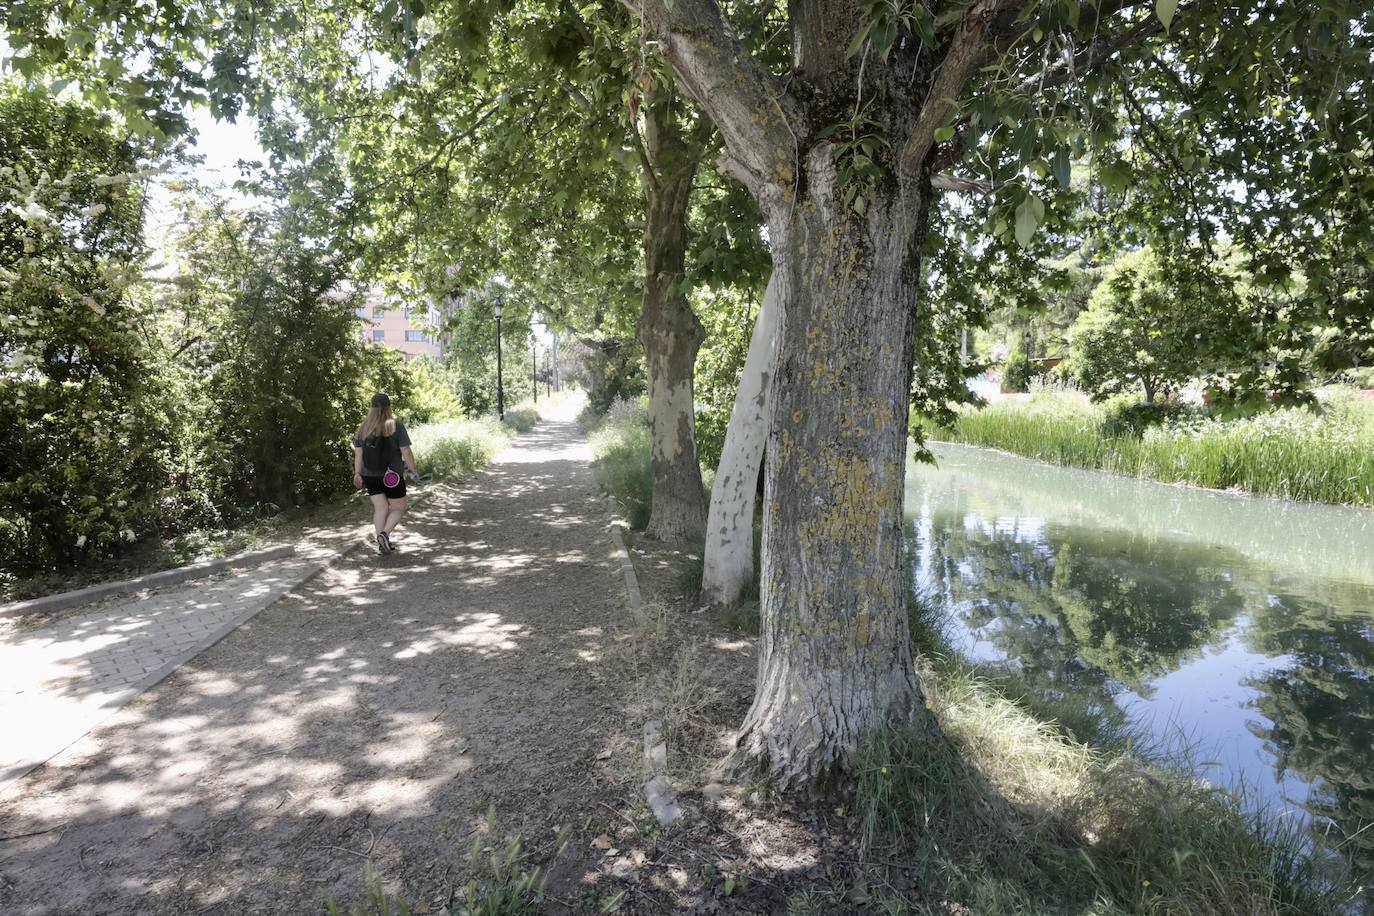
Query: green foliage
456 820 568 916
325 817 570 916
408 419 509 480
438 290 544 418
1099 393 1196 438
1344 368 1374 389
579 337 646 416
324 864 415 916
674 548 704 597
0 84 163 568
0 85 427 577
926 391 1374 507
402 358 465 424
157 190 379 519
588 398 652 529
500 407 539 433
1000 339 1036 393
1066 248 1229 403
693 286 758 471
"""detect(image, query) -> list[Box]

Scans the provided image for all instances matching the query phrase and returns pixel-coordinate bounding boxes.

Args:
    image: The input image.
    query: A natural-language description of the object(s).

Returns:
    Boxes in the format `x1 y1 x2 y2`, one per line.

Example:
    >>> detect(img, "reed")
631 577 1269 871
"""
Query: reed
923 390 1374 508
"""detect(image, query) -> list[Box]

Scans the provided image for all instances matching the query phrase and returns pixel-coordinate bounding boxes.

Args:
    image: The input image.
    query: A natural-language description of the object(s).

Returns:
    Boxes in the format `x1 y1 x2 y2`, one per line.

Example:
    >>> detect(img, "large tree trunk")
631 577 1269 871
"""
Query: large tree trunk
639 104 707 543
729 146 938 789
700 271 780 607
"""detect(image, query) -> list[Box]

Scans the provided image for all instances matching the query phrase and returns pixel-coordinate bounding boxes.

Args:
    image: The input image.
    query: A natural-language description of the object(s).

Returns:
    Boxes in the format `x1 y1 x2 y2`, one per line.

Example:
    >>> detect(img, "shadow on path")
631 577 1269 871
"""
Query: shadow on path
0 416 630 915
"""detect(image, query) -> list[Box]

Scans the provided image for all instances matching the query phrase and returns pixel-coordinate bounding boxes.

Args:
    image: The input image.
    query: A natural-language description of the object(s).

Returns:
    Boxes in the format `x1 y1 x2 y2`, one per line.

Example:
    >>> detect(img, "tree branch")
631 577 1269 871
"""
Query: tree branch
899 0 1004 179
622 0 797 199
1014 8 1171 96
931 173 995 194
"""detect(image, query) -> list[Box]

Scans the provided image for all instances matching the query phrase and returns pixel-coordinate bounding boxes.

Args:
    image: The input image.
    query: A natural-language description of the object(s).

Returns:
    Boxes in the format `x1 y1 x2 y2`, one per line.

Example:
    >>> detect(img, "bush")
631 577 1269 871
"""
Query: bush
500 407 539 433
1100 394 1197 438
0 84 166 570
588 397 652 529
409 419 509 480
402 357 464 424
1001 339 1037 392
1341 366 1374 389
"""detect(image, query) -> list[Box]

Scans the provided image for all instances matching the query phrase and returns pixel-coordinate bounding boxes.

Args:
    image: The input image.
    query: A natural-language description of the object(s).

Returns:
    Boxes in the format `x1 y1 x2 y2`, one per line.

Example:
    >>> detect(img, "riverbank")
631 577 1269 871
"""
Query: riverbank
918 388 1374 508
584 401 1366 914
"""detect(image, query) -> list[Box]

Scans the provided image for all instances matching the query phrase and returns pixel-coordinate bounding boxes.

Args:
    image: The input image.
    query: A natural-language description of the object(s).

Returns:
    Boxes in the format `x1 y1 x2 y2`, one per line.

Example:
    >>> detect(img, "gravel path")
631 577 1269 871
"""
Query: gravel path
0 408 631 915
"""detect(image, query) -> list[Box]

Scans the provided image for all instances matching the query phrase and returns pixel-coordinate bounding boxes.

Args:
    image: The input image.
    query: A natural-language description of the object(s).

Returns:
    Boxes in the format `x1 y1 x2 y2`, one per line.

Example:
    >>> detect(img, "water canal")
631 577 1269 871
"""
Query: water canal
907 442 1374 880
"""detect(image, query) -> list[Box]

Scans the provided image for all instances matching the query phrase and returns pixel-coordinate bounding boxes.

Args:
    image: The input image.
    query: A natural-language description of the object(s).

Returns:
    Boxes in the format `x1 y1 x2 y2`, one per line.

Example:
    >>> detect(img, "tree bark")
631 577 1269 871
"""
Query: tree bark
638 97 708 543
729 145 938 789
700 271 780 607
625 0 977 790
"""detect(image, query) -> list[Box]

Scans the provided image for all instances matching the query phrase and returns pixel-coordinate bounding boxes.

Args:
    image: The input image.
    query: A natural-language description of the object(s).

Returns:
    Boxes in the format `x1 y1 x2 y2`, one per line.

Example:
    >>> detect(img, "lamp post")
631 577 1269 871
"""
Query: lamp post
493 296 505 420
531 338 538 404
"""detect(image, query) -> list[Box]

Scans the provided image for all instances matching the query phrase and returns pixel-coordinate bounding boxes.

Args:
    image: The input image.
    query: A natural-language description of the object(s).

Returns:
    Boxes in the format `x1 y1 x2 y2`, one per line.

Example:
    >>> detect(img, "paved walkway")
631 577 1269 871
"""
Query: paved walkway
0 536 362 794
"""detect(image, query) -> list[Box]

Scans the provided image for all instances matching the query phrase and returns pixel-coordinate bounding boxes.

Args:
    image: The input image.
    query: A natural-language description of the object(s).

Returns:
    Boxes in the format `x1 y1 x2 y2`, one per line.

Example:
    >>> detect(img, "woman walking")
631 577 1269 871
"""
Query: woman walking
353 392 418 555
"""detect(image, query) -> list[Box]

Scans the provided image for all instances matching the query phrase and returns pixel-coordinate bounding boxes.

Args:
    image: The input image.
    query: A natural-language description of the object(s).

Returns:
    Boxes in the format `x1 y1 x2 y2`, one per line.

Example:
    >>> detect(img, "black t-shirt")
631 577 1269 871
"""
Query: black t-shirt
354 422 411 477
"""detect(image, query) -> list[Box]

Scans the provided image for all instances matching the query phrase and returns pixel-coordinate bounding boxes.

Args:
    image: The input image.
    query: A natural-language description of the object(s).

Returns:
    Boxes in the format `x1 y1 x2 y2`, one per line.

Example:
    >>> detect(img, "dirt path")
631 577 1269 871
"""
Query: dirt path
0 409 641 914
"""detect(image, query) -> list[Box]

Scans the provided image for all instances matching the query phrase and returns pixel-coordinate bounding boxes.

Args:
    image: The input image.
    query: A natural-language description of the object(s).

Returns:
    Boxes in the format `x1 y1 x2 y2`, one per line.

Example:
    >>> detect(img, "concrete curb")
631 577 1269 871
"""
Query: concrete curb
643 719 682 826
1 544 297 619
605 496 646 625
605 501 684 826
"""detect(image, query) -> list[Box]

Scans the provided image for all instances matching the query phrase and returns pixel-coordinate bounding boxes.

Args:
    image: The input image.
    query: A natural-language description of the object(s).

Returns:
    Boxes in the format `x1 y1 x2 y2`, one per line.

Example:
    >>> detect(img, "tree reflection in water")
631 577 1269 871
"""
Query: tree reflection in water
914 507 1374 892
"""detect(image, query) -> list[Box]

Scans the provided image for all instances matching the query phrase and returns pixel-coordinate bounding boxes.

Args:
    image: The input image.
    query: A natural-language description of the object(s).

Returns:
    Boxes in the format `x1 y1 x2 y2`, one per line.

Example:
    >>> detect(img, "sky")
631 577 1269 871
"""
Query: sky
145 106 266 250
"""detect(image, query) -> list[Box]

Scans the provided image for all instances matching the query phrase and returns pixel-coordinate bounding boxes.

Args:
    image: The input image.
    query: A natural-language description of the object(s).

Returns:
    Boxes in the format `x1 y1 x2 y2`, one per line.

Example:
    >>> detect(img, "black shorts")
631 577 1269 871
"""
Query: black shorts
363 475 407 499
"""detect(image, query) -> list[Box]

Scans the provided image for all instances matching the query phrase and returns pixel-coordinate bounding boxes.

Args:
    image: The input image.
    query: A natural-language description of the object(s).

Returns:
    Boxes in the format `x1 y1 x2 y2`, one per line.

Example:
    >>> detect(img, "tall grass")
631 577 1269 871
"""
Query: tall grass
500 407 539 433
924 389 1374 507
587 397 653 529
408 418 510 480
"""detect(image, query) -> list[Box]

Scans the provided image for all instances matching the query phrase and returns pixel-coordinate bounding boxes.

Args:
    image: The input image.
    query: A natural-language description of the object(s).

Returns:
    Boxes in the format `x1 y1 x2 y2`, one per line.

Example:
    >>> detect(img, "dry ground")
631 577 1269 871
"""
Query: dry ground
0 414 873 915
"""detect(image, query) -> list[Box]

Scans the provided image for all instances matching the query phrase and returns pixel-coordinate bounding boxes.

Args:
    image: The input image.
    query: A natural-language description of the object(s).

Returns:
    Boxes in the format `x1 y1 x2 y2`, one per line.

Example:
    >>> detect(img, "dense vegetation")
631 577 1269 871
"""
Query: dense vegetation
586 409 1362 912
0 85 544 594
922 387 1374 507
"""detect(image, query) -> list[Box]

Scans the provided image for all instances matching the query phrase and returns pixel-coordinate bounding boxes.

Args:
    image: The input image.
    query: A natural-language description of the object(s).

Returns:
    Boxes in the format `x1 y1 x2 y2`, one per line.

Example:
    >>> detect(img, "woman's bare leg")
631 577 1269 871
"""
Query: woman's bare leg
383 497 407 536
370 493 390 538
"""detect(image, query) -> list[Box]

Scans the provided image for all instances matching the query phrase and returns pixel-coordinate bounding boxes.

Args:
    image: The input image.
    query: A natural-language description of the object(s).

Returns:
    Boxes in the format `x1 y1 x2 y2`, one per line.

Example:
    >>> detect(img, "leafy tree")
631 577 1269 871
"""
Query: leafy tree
1067 247 1228 403
7 0 1372 792
0 82 162 570
155 187 385 515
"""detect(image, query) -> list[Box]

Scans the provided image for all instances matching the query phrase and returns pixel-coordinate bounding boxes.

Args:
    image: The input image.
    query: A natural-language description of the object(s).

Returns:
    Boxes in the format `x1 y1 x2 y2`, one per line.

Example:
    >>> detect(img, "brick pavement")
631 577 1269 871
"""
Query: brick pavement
0 535 364 794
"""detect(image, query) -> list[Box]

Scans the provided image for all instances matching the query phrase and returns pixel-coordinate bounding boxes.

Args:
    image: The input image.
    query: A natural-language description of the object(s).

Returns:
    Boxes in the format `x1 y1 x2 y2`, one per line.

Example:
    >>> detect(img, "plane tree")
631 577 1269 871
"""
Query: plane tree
614 0 1373 786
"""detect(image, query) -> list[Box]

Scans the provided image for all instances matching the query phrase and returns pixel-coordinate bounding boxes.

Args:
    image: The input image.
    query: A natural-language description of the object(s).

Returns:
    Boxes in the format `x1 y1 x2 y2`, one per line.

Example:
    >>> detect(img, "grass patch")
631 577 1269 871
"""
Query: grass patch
852 589 1364 915
714 598 760 636
500 406 540 433
587 398 653 529
409 417 511 480
922 388 1374 507
674 547 704 597
325 811 570 916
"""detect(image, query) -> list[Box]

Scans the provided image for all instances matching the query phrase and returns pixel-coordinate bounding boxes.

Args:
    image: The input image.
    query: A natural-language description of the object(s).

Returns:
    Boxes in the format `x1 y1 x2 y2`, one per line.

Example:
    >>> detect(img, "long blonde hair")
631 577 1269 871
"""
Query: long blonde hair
356 404 397 441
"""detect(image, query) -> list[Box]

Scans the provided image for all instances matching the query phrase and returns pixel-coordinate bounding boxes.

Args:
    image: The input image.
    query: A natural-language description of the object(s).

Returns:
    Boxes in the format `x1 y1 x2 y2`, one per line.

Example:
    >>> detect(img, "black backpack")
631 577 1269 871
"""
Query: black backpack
360 434 392 475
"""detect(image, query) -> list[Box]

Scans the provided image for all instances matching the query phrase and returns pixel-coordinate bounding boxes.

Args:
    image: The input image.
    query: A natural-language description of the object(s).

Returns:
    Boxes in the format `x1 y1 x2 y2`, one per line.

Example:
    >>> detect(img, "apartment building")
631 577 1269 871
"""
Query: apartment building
355 292 445 361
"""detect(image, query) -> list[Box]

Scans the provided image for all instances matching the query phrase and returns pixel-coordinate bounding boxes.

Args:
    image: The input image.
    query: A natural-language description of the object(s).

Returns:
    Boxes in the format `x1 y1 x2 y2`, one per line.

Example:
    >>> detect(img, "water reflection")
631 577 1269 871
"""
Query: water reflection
909 443 1374 888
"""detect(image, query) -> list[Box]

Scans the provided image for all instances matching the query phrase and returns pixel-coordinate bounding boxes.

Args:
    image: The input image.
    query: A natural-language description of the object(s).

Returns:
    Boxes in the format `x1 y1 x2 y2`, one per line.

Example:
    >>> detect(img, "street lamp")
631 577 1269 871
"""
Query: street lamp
531 337 538 404
492 296 505 420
